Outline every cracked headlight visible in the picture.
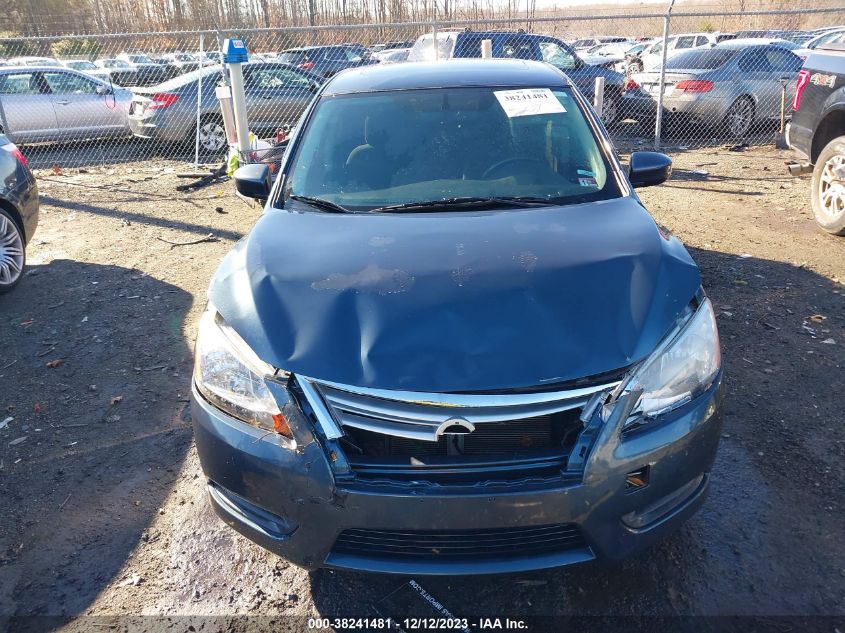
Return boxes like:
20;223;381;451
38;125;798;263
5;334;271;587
194;306;292;437
614;298;721;426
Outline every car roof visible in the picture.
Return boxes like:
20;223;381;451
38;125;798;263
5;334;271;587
717;38;796;48
323;59;569;95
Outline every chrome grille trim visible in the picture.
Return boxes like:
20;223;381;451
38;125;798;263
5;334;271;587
297;376;618;442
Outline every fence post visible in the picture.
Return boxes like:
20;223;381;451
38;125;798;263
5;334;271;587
432;18;438;60
194;32;204;168
654;0;676;150
481;39;492;59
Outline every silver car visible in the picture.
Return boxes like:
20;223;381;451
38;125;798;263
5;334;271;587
623;43;803;137
0;66;132;144
128;62;322;154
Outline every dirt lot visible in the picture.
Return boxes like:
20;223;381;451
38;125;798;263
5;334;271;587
1;146;844;629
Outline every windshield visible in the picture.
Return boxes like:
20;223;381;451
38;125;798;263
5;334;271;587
667;49;737;69
68;61;96;70
283;87;620;213
128;55;153;63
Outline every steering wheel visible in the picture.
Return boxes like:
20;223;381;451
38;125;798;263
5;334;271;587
482;157;546;180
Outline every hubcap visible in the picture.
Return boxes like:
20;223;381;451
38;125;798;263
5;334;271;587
726;99;753;136
818;154;845;222
0;214;24;287
199;121;226;152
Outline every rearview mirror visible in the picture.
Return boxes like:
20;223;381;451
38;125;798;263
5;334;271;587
234;164;271;202
628;151;672;188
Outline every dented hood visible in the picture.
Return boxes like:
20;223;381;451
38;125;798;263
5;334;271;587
209;197;700;392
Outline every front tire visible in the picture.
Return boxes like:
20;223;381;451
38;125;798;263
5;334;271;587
601;91;620;126
0;208;25;293
811;135;845;235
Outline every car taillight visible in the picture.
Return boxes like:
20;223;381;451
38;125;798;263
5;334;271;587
298;61;315;70
10;146;27;168
624;77;640;91
676;80;714;93
793;69;810;111
148;93;180;109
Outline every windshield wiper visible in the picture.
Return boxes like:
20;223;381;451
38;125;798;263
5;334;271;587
370;196;556;213
288;194;351;214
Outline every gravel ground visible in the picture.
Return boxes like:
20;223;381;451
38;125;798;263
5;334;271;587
1;146;844;630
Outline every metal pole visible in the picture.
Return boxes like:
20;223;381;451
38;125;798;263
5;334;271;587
432;14;438;60
594;76;605;119
481;39;492;59
229;62;250;156
194;33;203;167
655;0;676;150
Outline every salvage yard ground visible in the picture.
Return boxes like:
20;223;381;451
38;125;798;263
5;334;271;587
1;146;844;623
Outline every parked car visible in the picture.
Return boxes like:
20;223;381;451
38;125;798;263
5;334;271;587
408;30;627;124
579;41;635;68
786;41;845;234
117;53;178;84
278;45;377;78
570;36;628;51
0;67;132;144
94;58;139;86
8;56;63;68
128;62;323;153
158;52;200;71
795;27;845;58
637;32;735;72
370;40;414;53
624;43;804;137
61;59;113;82
195;58;724;574
372;47;410;64
0;134;38;293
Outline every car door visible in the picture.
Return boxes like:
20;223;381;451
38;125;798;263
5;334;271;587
243;64;316;131
0;71;58;143
763;47;803;117
42;70;123;139
735;49;776;118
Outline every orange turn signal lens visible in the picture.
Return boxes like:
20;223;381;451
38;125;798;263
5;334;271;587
272;412;293;438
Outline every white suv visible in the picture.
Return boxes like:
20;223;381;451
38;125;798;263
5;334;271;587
638;32;735;71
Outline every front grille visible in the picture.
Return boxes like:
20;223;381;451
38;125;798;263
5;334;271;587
297;376;618;484
332;524;588;560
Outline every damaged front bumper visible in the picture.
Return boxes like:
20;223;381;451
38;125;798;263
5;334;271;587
191;372;723;575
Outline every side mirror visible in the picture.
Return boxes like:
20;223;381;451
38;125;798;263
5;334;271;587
96;85;113;95
628;151;672;188
234;163;271;202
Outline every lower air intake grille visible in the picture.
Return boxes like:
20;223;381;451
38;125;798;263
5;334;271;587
332;524;587;560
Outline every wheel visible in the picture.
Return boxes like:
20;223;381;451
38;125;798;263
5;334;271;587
601;92;619;126
194;116;228;155
723;96;755;138
811;135;845;235
0;208;25;293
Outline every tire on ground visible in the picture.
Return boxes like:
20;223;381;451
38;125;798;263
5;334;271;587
811;135;845;235
0;206;25;294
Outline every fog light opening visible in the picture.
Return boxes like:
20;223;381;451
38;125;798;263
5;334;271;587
625;466;650;491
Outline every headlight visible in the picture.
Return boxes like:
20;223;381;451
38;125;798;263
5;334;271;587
613;298;721;426
194;307;292;437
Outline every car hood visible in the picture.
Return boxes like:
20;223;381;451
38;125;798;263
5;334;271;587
209;196;700;392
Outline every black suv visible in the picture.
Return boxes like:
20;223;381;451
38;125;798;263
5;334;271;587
786;39;845;235
408;30;627;124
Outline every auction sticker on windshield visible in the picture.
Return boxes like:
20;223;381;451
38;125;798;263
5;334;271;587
494;88;566;117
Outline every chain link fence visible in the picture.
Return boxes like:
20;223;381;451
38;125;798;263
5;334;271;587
0;6;842;169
